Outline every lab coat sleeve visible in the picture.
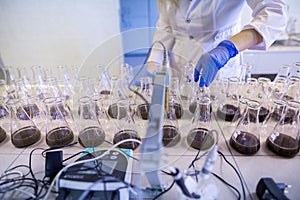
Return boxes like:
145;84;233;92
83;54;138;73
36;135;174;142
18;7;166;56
243;0;287;50
148;3;176;64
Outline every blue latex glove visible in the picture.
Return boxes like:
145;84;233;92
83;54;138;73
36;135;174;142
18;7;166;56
194;40;238;87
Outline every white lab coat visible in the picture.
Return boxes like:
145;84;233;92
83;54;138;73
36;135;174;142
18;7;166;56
148;0;287;79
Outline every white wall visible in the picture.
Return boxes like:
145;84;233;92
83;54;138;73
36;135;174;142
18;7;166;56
0;0;123;77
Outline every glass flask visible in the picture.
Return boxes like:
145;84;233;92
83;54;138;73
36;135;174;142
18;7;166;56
270;76;288;100
135;76;152;121
77;96;106;148
180;62;195;103
266;100;300;158
7;98;41;148
289;62;300;79
169;77;184;119
162;101;181;147
229;99;261;155
216;77;241;122
249;77;271;123
239;63;252;83
113;99;141;150
44;97;74;147
108;76;126;119
274;65;290;82
92;96;110;131
187;97;215;151
31;65;46;100
262;99;287;129
43;76;63;99
283;77;300;101
189;86;210;114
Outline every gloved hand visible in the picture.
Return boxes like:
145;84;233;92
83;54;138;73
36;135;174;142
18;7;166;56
194;40;238;87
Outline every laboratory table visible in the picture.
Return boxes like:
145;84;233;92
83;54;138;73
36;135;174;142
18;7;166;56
0;93;299;200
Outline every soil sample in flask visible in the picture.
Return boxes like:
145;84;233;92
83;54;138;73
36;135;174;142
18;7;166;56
7;98;41;148
136;76;152;120
108;76;126;119
44;97;74;147
187;97;215;150
162;101;181;147
113;100;141;150
229;99;261;155
266;100;300;158
77;96;106;148
217;77;241;122
0;126;6;143
169;77;184;119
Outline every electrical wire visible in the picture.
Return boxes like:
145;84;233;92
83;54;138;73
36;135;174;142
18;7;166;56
152;180;176;200
212;172;241;200
127;40;167;108
218;150;246;200
43;138;142;200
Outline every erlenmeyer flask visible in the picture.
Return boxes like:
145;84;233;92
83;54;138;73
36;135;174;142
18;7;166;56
187;97;215;150
217;77;241;122
283;77;300;101
113;99;141;150
180;62;195;103
31;65;46;99
274;65;290;82
189;86;210;114
262;99;287;129
271;76;288;100
266;100;300;157
136;76;152;121
108;76;126;119
92;96;110;131
77;96;105;148
229;99;261;155
239;64;252;83
248;77;271;123
289;62;300;79
162;101;181;147
7;98;41;148
44;97;74;147
169;77;184;119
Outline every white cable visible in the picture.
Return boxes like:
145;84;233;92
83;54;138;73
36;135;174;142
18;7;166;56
0;170;23;190
15;188;37;199
43;138;142;200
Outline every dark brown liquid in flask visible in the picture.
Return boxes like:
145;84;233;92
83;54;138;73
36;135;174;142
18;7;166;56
217;104;240;121
249;106;269;123
266;133;299;158
137;103;149;120
78;126;105;148
187;128;214;151
113;129;141;150
108;103;127;119
46;126;74;147
12;126;41;148
230;131;260;155
0;126;6;143
162;125;181;147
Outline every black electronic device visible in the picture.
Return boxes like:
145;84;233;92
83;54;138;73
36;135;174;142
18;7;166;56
57;148;133;200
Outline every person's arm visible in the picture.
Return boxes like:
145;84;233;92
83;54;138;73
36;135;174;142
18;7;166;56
194;0;287;87
228;29;263;52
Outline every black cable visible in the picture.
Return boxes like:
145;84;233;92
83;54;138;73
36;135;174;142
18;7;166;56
153;180;176;200
212;172;241;200
218;151;246;200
